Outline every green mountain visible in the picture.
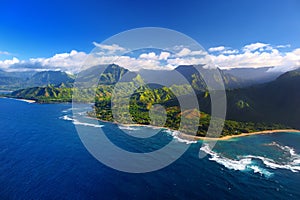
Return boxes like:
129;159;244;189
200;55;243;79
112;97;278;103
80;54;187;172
195;68;300;129
0;70;25;90
76;64;137;85
6;64;298;136
0;70;74;90
139;65;245;91
223;67;283;85
10;86;73;103
0;76;23;90
27;71;74;87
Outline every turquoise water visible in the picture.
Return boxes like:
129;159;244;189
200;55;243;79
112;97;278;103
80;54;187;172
0;98;300;199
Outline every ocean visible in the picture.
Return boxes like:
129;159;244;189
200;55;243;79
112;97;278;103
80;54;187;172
0;98;299;199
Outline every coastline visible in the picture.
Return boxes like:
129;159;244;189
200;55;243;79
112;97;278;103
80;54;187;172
14;98;36;103
86;116;300;141
4;97;299;140
1;97;36;103
179;129;300;141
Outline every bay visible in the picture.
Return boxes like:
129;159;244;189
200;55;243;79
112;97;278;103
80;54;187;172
0;98;299;199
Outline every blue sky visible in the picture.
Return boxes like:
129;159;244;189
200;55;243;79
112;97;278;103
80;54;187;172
0;0;300;73
1;0;299;59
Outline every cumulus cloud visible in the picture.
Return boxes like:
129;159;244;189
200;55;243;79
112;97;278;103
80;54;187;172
0;50;88;73
139;52;158;60
176;48;191;57
93;42;126;51
208;46;225;52
0;51;11;55
159;52;171;60
1;42;300;74
0;57;20;70
242;42;270;52
211;47;300;72
222;49;239;54
208;46;238;55
276;44;291;49
176;48;206;57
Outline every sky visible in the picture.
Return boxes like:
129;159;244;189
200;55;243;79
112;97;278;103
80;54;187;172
0;0;300;73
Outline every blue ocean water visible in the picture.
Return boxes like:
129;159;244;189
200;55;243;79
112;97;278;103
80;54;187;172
0;98;300;199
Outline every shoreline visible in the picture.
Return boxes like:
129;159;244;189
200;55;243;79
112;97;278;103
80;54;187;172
1;97;36;103
3;97;299;140
179;129;300;141
86;116;300;141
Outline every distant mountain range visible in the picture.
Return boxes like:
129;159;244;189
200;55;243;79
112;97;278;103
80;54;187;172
139;65;246;90
0;70;74;90
4;64;300;130
195;68;300;129
0;64;286;90
223;67;282;85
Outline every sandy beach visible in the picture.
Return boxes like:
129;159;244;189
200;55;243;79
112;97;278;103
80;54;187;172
179;129;300;141
86;116;300;141
1;97;36;103
15;98;36;103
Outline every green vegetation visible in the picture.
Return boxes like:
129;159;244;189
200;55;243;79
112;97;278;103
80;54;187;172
0;70;74;90
9;85;73;103
89;84;289;137
5;63;296;138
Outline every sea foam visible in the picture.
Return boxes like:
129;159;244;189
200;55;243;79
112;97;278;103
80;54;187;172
201;142;300;176
200;144;273;177
163;129;197;144
118;125;141;131
60;115;104;128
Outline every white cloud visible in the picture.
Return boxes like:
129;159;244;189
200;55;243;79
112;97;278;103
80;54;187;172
1;42;300;74
208;46;238;54
243;42;270;52
139;52;158;60
0;50;88;73
208;46;225;52
221;49;239;54
0;57;20;69
30;50;88;72
176;48;191;57
159;52;171;60
211;46;300;72
276;44;291;48
92;42;127;55
0;51;11;55
175;48;206;57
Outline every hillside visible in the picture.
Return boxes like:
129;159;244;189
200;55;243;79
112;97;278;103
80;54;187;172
6;64;298;134
10;85;73;103
0;70;74;90
139;65;245;90
223;67;283;85
27;71;74;87
194;68;300;129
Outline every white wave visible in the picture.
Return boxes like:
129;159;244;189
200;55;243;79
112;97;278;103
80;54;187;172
267;141;297;156
8;98;35;103
248;165;273;177
62;107;88;113
77;111;87;116
73;120;104;128
60;115;104;128
62;108;73;113
61;115;73;121
263;142;300;172
200;144;252;171
118;125;140;131
200;144;273;177
245;155;300;173
164;129;197;144
201;142;300;176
